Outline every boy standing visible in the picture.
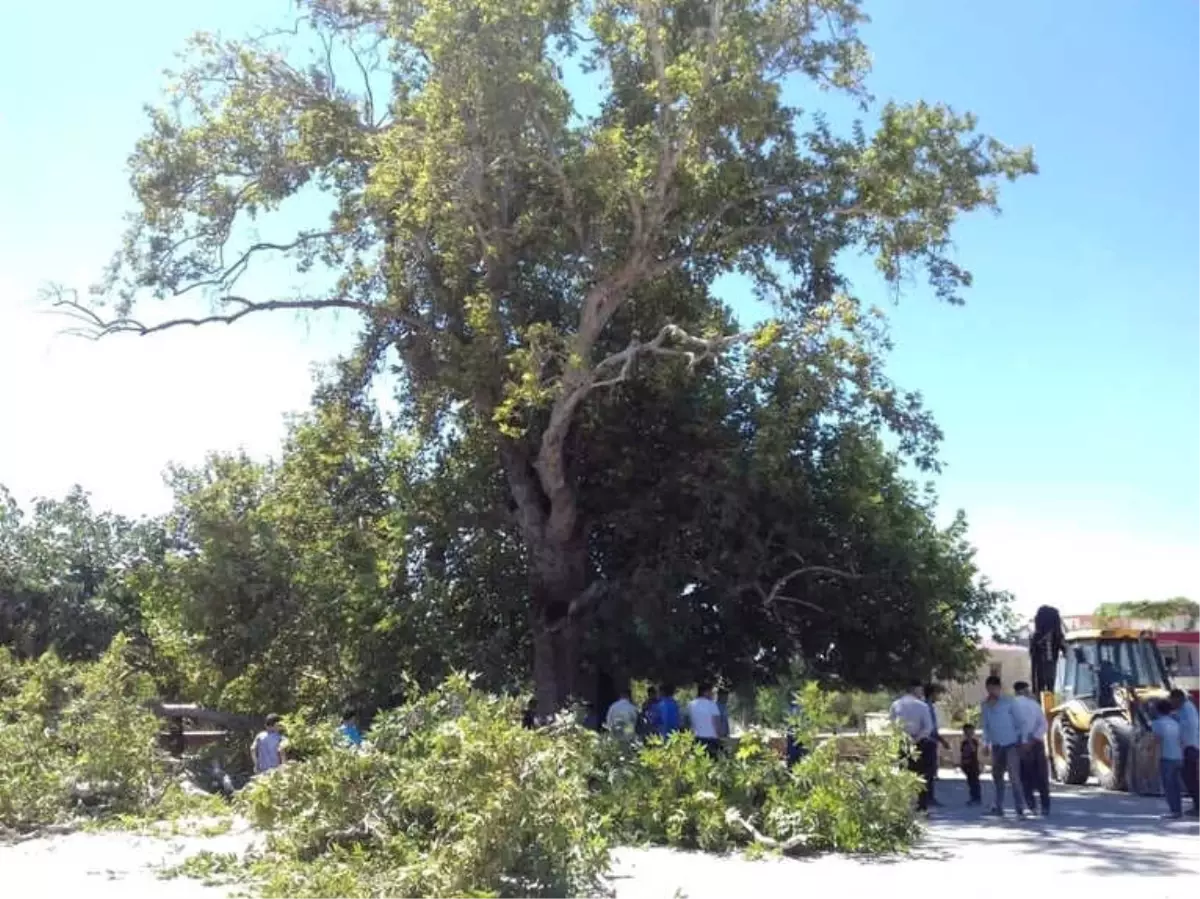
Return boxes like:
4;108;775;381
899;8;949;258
960;723;982;805
251;713;287;774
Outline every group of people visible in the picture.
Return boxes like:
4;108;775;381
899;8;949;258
890;676;1058;818
1148;689;1199;819
249;709;364;775
890;676;1200;820
602;682;732;754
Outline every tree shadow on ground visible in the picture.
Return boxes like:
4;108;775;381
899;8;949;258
887;773;1200;877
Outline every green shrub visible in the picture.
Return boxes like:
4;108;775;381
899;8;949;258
235;675;609;898
764;735;922;853
594;724;921;856
0;637;168;832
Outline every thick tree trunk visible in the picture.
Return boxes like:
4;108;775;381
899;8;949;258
529;534;589;717
498;440;592;718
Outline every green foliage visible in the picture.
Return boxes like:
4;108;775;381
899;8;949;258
748;677;890;732
0;637;167;832
1095;597;1198;628
0;486;163;661
593;725;920;855
233;676;609;898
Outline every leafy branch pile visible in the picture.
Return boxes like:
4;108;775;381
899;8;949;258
592;681;918;854
0;648;921;895
234;676;609;898
193;677;919;898
0;637;167;833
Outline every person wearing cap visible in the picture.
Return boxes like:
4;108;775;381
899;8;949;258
1013;681;1050;815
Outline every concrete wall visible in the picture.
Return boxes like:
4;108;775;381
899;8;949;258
943;644;1031;714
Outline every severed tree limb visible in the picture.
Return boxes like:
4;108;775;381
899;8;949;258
726;809;811;854
591;323;753;389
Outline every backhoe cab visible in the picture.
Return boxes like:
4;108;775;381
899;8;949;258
1030;606;1172;793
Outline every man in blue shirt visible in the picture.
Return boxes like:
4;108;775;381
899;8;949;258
654;685;682;737
1169;689;1199;816
980;676;1026;818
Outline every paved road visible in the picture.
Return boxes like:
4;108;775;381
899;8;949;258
4;774;1197;897
612;773;1200;899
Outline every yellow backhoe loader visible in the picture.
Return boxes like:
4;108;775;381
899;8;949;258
1030;606;1172;794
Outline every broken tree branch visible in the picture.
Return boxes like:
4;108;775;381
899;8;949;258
591;322;753;389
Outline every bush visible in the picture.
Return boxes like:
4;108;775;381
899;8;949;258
0;637;168;832
235;675;609;898
594;725;920;856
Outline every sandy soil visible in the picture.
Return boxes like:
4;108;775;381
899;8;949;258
4;774;1197;898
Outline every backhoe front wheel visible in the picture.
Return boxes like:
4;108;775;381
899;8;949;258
1051;714;1090;785
1088;716;1132;791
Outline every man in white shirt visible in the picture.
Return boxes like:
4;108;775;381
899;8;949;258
1169;689;1199;816
604;688;640;741
890;681;934;812
687;681;724;757
1013;681;1050;814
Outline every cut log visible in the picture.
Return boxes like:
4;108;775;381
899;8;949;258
148;702;256;731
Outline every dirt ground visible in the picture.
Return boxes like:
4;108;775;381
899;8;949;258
4;774;1197;898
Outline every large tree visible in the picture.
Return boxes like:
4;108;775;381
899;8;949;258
56;0;1034;712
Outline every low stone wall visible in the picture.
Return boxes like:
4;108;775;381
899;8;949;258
748;730;991;768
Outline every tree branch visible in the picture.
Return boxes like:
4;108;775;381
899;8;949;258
591;323;753;389
45;286;375;339
182;231;340;299
747;562;863;613
726;809;810;854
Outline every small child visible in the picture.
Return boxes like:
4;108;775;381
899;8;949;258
251;713;287;775
961;723;982;805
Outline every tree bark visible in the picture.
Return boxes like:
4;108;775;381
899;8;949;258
498;439;591;718
529;532;589;717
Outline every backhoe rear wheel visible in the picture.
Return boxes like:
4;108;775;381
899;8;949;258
1051;714;1090;785
1088;716;1132;791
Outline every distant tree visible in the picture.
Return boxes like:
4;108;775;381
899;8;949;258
0;485;163;660
1095;598;1198;629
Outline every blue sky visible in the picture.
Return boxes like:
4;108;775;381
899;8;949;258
0;0;1196;617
